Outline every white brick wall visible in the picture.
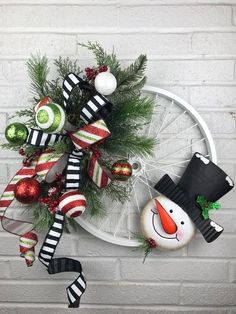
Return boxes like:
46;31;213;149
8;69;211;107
0;0;236;313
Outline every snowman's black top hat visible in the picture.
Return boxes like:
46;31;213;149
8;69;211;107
154;152;234;243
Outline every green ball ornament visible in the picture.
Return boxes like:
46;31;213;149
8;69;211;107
35;103;66;133
111;160;132;181
5;123;28;145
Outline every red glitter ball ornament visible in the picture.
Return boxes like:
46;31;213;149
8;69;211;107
14;178;41;204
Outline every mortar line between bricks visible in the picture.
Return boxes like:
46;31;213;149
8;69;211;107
1;0;236;5
2;81;236;87
0;256;234;262
0;0;236;4
0;302;235;310
1;27;236;34
2;55;236;61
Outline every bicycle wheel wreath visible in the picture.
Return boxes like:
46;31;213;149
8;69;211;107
0;42;234;307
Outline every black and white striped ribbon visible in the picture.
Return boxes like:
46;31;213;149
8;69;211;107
39;212;86;308
27;128;66;147
65;150;84;191
63;72;112;125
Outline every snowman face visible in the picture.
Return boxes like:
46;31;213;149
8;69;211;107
140;195;196;251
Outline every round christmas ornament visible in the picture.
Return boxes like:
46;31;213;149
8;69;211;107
5;123;28;145
58;190;87;218
14;178;41;204
35;103;66;133
111;160;132;181
140;195;196;251
94;71;117;95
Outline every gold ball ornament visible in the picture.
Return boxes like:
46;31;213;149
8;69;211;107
5;123;28;145
111;160;132;181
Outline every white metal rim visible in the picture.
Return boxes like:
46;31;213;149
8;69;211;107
76;86;217;247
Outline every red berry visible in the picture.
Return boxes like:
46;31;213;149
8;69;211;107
147;238;157;249
19;148;25;156
99;65;108;73
23;160;30;167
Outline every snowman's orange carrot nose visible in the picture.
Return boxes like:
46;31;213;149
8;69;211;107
155;199;177;234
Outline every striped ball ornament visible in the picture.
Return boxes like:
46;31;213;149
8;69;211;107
111;160;132;181
58;190;87;218
35;103;66;133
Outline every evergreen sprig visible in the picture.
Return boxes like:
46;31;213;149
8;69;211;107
27;54;49;99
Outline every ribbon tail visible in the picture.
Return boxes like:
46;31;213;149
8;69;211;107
38;212;86;308
65;150;84;191
0;163;36;236
88;152;111;188
19;231;38;267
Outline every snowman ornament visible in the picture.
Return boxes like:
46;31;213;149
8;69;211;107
140;195;196;251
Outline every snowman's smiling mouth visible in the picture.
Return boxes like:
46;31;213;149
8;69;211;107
151;210;179;241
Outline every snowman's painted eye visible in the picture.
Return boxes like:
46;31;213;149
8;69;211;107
170;209;173;213
181;221;184;225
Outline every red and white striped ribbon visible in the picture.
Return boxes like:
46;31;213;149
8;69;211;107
87;151;111;188
70;119;110;151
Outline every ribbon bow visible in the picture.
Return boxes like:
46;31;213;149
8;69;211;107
196;195;221;220
27;73;113;189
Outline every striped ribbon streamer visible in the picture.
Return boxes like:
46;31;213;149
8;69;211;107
65;150;84;191
0;162;37;235
19;231;38;267
27;128;66;147
87;150;111;188
63;72;112;124
39;212;86;308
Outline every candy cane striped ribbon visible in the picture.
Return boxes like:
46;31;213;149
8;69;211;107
70;119;110;151
65;150;84;190
39;212;86;308
87;151;111;188
19;231;38;267
63;72;112;124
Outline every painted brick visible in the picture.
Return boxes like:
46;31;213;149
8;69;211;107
147;60;234;83
192;33;236;55
189;86;236;108
120;258;228;282
0;34;76;57
182;284;236;305
215;139;236;160
0;282;180;304
188;235;236;257
5;5;117;28
119;6;232;27
78;33;191;57
0;307;228;314
201;112;236;134
0;258;117;281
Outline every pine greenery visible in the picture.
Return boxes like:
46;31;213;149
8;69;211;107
1;42;157;232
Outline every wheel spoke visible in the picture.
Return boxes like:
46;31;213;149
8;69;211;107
154;100;173;138
157;110;187;137
156;138;205;162
158;123;198;148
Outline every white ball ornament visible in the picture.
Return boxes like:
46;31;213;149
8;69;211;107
35;103;66;133
58;190;87;218
94;71;117;95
